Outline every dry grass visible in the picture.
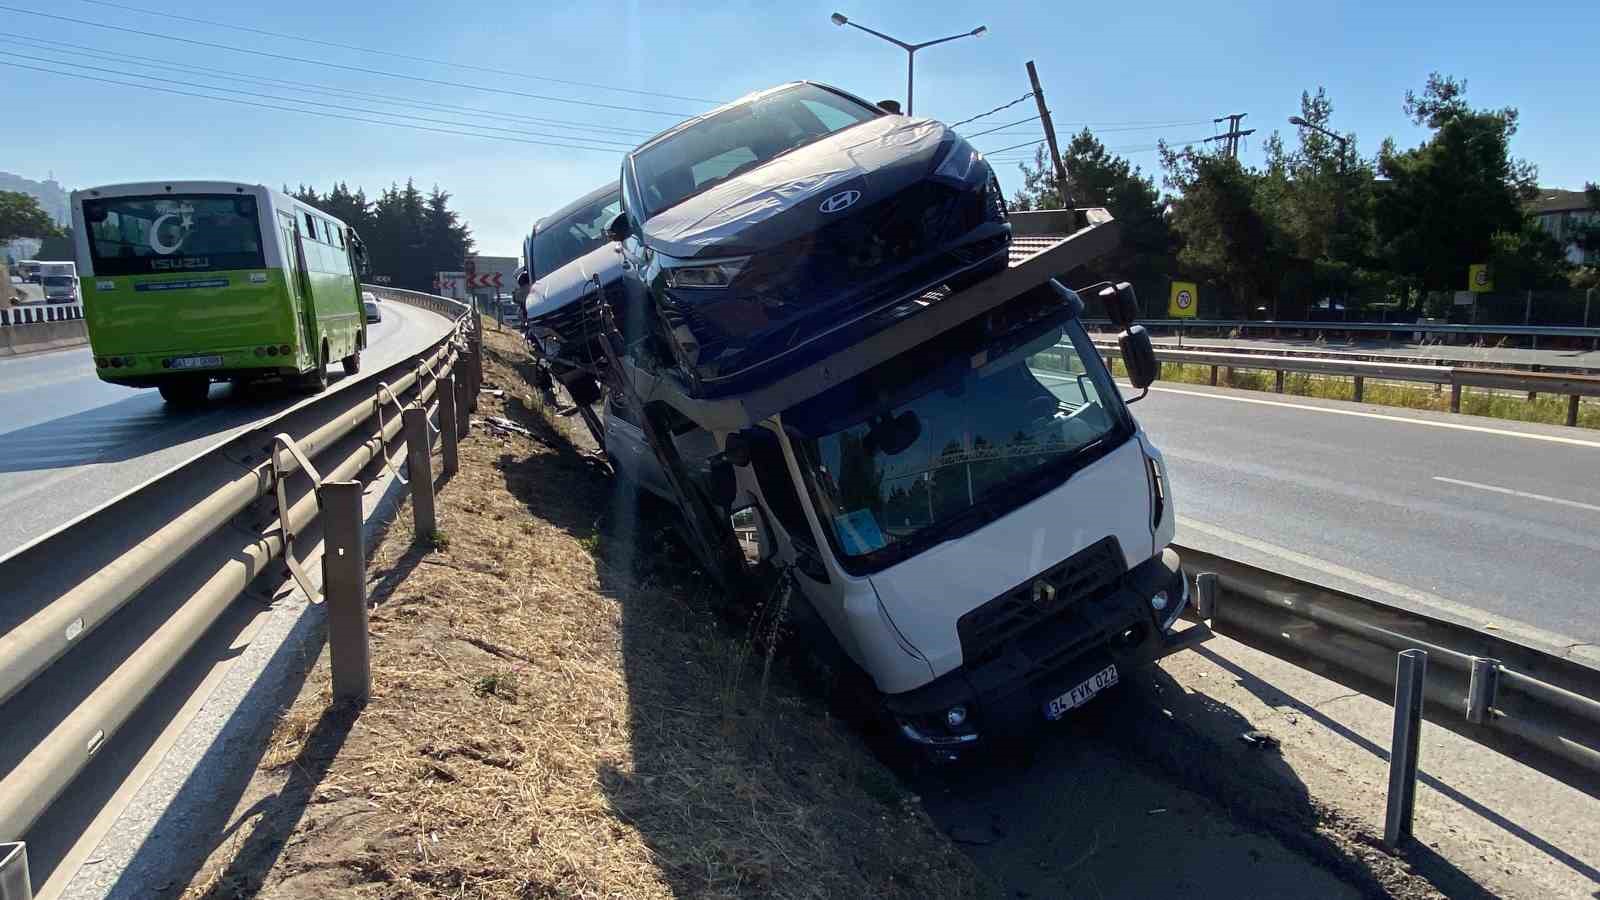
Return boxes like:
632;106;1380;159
184;321;983;900
1114;359;1600;429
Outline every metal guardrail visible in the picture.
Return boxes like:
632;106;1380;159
1084;316;1600;344
0;286;480;899
1095;342;1600;426
1179;544;1600;812
0;304;83;326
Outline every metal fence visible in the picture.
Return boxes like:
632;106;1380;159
0;287;480;898
1179;545;1600;839
1085;317;1600;349
0;304;83;327
1094;342;1600;426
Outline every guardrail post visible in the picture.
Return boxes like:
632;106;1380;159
1209;365;1218;386
1384;648;1427;848
0;842;30;900
1193;572;1218;620
1274;369;1285;393
456;369;472;438
403;407;437;540
1449;383;1462;413
1352;375;1364;402
439;375;460;477
1465;656;1499;725
321;481;370;704
1567;395;1581;428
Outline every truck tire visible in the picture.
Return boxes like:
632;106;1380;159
158;378;210;407
341;347;361;376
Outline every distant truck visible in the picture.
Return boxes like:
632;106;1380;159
39;261;78;303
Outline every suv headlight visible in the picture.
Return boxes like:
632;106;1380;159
660;255;749;290
933;136;984;186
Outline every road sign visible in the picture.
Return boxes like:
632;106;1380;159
1168;281;1199;318
372;274;393;285
1468;264;1493;293
466;272;503;290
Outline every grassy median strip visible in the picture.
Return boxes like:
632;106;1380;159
1112;358;1600;429
185;322;983;899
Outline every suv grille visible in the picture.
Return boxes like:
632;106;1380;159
956;537;1125;667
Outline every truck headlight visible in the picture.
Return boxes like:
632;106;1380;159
661;255;748;290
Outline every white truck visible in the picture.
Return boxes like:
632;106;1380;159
533;83;1209;759
39;261;78;303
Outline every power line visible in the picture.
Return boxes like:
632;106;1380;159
0;5;695;118
962;115;1040;139
67;0;719;105
8;50;641;147
946;93;1035;129
977;120;1211;137
1;59;626;154
985;137;1048;156
17;34;657;139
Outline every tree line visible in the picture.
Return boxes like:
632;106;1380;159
1010;73;1598;322
288;181;474;293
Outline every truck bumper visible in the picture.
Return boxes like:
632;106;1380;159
883;548;1211;760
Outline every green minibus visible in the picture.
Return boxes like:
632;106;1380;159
71;180;368;404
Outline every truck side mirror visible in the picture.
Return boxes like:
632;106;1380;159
606;212;631;243
877;99;903;114
1119;325;1160;390
1099;282;1139;329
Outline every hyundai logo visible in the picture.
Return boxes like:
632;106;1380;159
819;189;861;214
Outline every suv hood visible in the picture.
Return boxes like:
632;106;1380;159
642;116;952;258
525;242;625;321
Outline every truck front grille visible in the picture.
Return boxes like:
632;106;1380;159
956;537;1125;668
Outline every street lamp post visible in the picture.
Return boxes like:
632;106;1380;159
1290;115;1353;318
830;12;986;116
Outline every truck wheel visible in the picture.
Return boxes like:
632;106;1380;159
158;378;210;406
341;348;361;376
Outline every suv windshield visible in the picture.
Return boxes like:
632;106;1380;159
632;83;880;219
788;318;1130;573
83;194;265;277
531;191;621;279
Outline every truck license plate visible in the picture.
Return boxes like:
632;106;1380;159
170;355;223;370
1044;664;1118;720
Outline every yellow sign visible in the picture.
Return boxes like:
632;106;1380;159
1468;264;1493;293
1168;281;1199;318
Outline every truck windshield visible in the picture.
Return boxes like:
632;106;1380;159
43;276;74;288
531;192;621;280
788;318;1131;573
83;194;265;277
631;83;880;219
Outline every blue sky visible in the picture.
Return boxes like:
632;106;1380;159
6;0;1597;256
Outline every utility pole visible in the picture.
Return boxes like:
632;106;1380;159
1026;60;1072;208
1207;113;1255;160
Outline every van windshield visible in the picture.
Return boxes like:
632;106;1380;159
83;194;265;277
631;84;880;219
788;317;1130;573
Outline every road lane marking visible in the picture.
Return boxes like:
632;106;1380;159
1134;384;1600;449
1433;476;1600;514
1176;516;1597;660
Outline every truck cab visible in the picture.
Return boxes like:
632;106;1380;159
39;261;78;303
606;276;1204;758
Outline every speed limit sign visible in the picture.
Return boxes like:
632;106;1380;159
1169;281;1199;318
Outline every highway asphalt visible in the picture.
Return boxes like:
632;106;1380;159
1130;380;1600;646
0;301;451;556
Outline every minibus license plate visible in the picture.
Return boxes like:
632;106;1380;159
1044;664;1118;720
171;356;223;370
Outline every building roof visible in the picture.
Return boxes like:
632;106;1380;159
1526;188;1593;216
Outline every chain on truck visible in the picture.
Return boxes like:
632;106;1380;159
521;82;1212;760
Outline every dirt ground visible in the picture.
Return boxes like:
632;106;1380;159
176;321;1460;900
178;324;983;899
